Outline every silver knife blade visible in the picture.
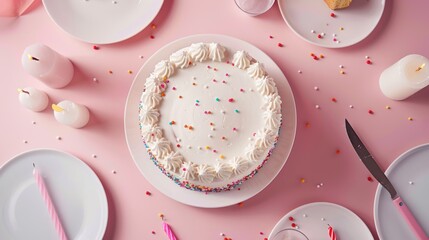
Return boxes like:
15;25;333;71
345;119;398;199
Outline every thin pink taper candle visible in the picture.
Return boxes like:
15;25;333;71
161;215;177;240
328;225;337;240
33;164;68;240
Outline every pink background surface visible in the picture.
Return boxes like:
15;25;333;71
1;0;429;239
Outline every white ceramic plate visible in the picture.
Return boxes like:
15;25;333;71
0;149;108;240
124;34;297;208
278;0;385;48
374;143;429;240
43;0;164;44
269;202;374;240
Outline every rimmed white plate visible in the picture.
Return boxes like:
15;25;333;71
43;0;164;44
124;34;297;208
269;202;374;240
0;149;108;240
374;143;429;239
278;0;385;48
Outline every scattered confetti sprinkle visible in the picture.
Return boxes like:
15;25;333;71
366;60;372;65
339;65;344;68
220;155;225;159
238;202;244;207
314;86;319;91
56;136;62;140
298;70;302;74
317;184;321;188
92;154;97;158
151;231;155;234
269;35;274;39
289;216;294;221
336;149;341;154
92;45;99;50
385;105;391;109
277;43;284;47
408;117;413;121
112;170;117;174
145;191;151;196
331;97;337;102
305;122;311;128
315;105;320;109
108;70;113;74
291;223;297;228
330;12;336;17
205;146;211;150
220;233;225;236
23;140;28;144
151;23;156;29
340;27;344;30
409;181;414;185
367;176;374;182
32;121;36;125
317;34;322;39
311;30;315;33
92;77;98;82
139;55;144;59
321;218;326;221
303;214;307;218
150;35;155;39
260;231;264;235
233;127;237;131
365;56;370;59
228;98;235;102
234;109;240;113
340;70;345;74
368;109;374;115
349;105;354;109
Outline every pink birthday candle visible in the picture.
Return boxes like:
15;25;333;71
162;216;177;240
33;164;68;240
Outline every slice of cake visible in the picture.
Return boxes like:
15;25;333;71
139;42;282;192
324;0;352;10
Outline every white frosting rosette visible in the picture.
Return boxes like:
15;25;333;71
154;60;175;79
196;164;216;183
247;62;266;78
189;43;209;62
139;106;160;125
232;50;251;69
208;43;226;62
141;124;163;142
170;50;192;69
159;151;184;173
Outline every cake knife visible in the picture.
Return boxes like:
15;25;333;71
345;119;428;240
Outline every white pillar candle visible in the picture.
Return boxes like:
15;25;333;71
379;54;429;100
22;44;74;89
17;87;49;112
52;100;90;128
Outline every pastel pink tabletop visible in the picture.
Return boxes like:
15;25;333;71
1;0;429;239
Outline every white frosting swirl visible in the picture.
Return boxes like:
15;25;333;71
213;161;233;180
262;93;282;113
154;60;175;79
255;75;277;96
139;106;160;125
196;164;216;183
141;91;162;109
145;74;166;93
189;43;209;62
141;124;163;142
263;110;282;130
159;151;183;173
254;129;276;149
245;145;265;162
208;43;226;62
247;62;266;79
229;157;249;175
232;50;251;69
180;161;196;180
170;50;192;69
148;137;171;158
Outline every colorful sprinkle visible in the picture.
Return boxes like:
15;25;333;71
108;70;113;74
385;105;391;109
172;87;176;90
340;27;344;30
92;45;99;50
340;70;345;74
277;43;284;47
188;126;194;130
234;109;240;113
300;178;306;183
233;127;237;131
291;223;297;228
222;80;227;84
408;117;413;121
289;216;294;221
228;98;235;102
315;105;320;109
192;82;197;86
128;70;133;74
205;146;211;150
349;105;354;109
305;122;311;128
260;232;264;235
176;144;181;148
212;79;217;83
367;176;374;182
145;191;151;196
222;136;227;140
150;35;155;39
240;88;244;92
368;109;374;114
269;35;274;39
169;121;176;125
220;155;225;159
331;97;337;102
330;12;336;17
314;86;319;91
336;149;341;154
366;59;372;65
179;95;183;99
225;73;230;77
317;34;322;39
161;92;166;97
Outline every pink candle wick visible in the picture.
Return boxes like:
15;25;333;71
33;163;68;240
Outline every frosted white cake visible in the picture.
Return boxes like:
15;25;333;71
139;42;282;192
